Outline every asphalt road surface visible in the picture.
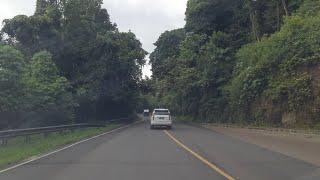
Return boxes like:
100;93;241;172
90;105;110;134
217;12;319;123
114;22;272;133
1;122;320;180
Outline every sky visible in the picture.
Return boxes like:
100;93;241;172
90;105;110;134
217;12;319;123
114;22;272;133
0;0;188;77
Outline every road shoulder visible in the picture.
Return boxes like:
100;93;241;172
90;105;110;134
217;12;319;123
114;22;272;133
203;124;320;167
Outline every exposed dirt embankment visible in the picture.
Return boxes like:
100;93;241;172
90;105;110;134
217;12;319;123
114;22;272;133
203;125;320;167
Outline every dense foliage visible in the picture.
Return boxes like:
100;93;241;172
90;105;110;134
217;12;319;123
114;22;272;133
0;0;146;129
150;0;320;128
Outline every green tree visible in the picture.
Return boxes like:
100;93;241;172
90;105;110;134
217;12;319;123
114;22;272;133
23;51;74;126
229;0;320;125
150;29;185;79
74;31;146;121
150;0;315;127
185;0;240;35
1;0;146;127
0;45;26;129
0;45;26;111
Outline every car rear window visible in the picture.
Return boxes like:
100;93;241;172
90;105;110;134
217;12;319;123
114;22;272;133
154;110;170;115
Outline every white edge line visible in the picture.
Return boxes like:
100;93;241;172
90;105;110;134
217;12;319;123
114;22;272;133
0;121;141;174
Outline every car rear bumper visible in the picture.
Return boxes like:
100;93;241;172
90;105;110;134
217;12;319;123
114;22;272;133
151;121;172;126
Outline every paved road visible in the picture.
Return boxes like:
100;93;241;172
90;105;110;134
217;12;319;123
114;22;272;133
1;122;320;180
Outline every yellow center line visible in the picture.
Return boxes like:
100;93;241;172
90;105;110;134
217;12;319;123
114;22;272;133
164;130;236;180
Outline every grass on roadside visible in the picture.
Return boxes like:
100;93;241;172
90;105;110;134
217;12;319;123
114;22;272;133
0;123;122;169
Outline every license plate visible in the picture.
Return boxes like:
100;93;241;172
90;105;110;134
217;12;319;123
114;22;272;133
158;117;165;120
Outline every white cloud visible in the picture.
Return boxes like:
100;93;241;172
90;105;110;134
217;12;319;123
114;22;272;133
0;0;36;24
0;0;188;77
103;0;188;77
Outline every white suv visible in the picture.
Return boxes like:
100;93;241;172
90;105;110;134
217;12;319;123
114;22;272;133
150;109;172;129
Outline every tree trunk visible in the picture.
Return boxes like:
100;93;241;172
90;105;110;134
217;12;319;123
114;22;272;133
250;11;260;42
281;0;289;16
277;2;280;31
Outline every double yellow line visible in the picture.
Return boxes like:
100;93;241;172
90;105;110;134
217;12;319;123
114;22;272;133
164;130;235;180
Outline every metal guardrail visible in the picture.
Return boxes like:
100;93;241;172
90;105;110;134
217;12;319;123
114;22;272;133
203;123;320;136
108;118;131;123
0;117;131;145
0;124;105;145
0;124;104;138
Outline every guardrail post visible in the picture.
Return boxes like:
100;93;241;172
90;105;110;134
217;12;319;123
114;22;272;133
25;135;31;143
59;130;64;135
0;138;7;146
43;132;49;138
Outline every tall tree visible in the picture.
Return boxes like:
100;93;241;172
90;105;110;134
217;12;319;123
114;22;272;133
185;0;240;35
150;29;185;79
0;45;26;129
150;0;315;127
1;0;146;128
35;0;47;15
23;51;74;126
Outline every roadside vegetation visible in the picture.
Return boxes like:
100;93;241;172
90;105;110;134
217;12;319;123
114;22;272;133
0;123;122;169
147;0;320;128
0;0;146;130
